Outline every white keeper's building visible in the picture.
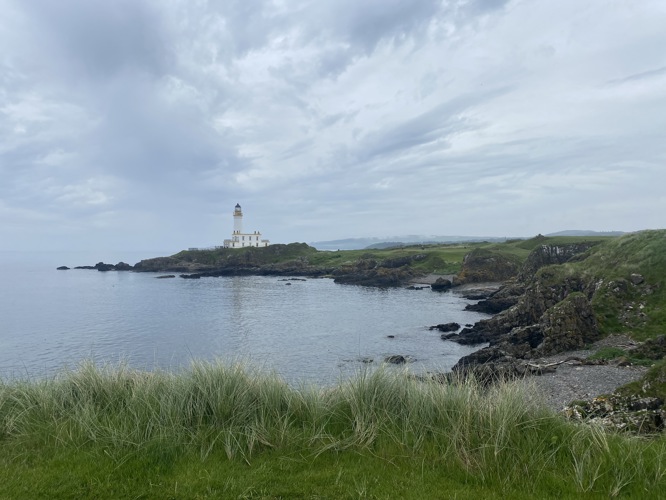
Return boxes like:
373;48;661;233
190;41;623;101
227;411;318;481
223;204;270;249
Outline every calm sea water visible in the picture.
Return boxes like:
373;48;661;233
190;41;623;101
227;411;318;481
0;251;488;385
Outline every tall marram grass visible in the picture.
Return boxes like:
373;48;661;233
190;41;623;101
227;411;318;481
2;360;665;496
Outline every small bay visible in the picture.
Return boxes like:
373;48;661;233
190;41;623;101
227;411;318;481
0;251;488;385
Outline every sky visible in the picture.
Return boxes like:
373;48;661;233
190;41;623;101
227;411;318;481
1;0;665;252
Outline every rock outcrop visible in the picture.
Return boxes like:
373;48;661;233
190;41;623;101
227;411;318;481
332;255;426;287
429;322;460;333
452;248;520;285
73;262;134;272
464;282;524;314
449;242;610;378
431;277;453;292
517;241;600;281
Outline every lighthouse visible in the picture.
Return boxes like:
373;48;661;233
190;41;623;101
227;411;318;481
233;203;243;234
223;204;270;248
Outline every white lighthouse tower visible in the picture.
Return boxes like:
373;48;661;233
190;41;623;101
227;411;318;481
233;203;243;234
223;203;270;248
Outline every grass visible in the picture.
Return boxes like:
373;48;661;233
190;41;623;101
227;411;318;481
167;240;536;278
616;360;666;401
588;347;656;367
1;361;665;498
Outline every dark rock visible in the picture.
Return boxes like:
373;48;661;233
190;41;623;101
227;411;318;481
465;296;518;314
384;355;416;364
285;282;292;285
431;278;453;292
630;273;645;285
530;292;600;356
451;345;560;385
155;275;176;279
180;274;201;279
385;355;406;364
56;266;70;270
429;322;460;333
465;282;525;314
94;262;115;272
462;291;493;300
333;265;415;287
74;266;95;270
387;335;395;338
114;262;133;271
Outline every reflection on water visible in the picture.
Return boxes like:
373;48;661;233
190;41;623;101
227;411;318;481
0;254;489;385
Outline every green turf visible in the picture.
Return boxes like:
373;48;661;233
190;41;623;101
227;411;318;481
1;362;665;498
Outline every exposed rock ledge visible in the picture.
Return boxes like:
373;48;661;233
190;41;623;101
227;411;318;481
70;262;133;272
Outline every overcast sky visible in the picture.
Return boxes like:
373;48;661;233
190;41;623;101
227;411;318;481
1;0;664;252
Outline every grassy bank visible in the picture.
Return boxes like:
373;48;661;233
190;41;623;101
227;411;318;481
163;234;620;277
2;361;665;498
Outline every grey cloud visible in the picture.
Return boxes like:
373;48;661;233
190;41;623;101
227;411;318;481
208;0;286;57
468;0;511;13
20;0;172;81
312;0;441;52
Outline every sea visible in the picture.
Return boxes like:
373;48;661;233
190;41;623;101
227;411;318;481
0;250;489;385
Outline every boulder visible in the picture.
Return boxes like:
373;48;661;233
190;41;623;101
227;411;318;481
451;347;557;385
431;277;453;292
56;266;70;270
630;273;645;285
384;355;416;364
429;322;460;333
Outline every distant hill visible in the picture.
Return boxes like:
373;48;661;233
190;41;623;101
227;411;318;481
545;230;626;237
310;235;519;251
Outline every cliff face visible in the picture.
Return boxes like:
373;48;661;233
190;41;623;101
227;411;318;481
517;242;599;280
452;248;520;285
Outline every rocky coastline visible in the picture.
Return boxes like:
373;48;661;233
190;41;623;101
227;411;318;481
434;236;666;434
59;233;666;433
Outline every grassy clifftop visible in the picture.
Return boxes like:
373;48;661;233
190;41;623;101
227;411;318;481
542;230;666;340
